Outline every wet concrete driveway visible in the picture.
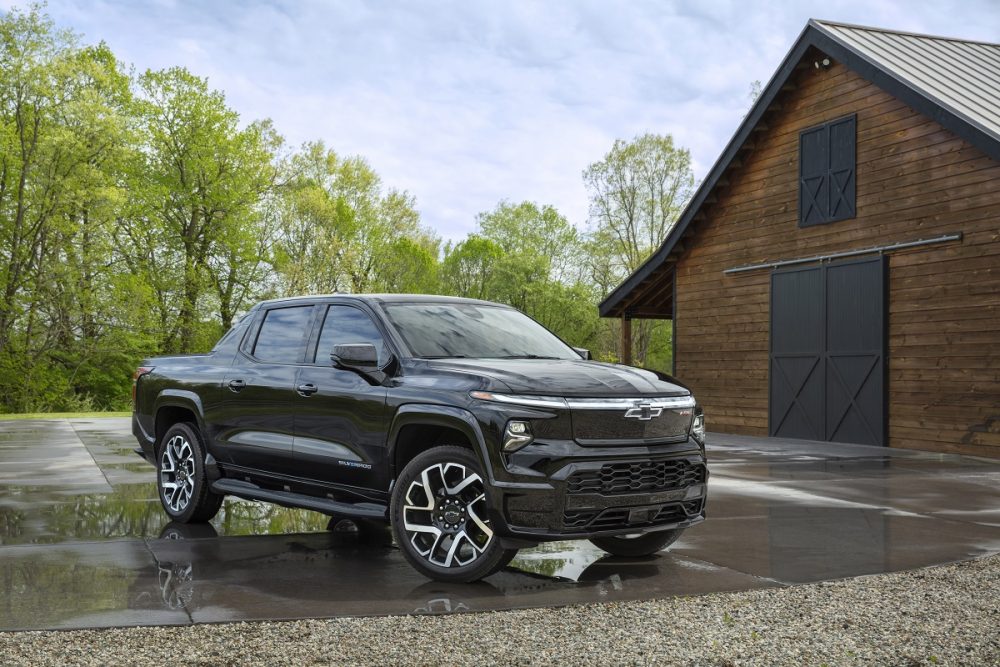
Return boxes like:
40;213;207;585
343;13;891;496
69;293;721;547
1;419;999;630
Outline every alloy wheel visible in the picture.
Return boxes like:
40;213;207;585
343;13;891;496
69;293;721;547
160;434;196;513
402;462;494;568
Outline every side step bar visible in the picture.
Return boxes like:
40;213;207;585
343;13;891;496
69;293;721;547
210;478;387;520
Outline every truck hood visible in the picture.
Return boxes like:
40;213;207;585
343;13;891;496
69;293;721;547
419;358;690;397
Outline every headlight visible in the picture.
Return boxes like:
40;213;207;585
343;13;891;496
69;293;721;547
691;409;706;444
503;420;533;452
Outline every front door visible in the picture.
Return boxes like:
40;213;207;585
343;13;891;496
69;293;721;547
769;257;886;446
293;304;390;497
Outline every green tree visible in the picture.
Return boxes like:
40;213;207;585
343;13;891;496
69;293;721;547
274;141;437;296
440;235;504;300
132;67;281;350
37;41;147;410
0;5;75;355
583;133;695;368
0;6;143;410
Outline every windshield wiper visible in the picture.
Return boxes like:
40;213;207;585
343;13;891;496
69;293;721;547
416;355;468;359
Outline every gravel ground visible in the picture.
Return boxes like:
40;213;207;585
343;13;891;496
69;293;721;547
2;554;998;667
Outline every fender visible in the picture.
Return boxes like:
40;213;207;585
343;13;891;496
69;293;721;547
153;389;207;441
387;404;495;484
151;389;221;479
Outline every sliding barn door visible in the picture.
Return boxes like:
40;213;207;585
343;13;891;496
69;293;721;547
769;257;885;446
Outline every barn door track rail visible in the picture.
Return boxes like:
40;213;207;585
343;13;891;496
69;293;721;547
723;233;963;275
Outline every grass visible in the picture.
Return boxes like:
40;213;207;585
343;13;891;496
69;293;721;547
0;411;130;420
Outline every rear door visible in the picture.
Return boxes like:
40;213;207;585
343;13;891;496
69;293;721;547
214;304;316;476
293;303;391;496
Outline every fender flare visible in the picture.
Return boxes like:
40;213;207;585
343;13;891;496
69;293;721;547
387;404;495;484
152;389;207;444
151;390;221;479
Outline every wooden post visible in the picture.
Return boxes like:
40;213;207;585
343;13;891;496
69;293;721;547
621;314;632;366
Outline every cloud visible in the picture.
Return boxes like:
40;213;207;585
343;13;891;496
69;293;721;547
21;0;1000;241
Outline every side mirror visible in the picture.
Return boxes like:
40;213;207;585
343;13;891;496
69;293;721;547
573;347;591;360
332;343;379;369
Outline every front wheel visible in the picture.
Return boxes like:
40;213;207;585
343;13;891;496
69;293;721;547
391;446;516;582
589;528;684;558
156;422;223;523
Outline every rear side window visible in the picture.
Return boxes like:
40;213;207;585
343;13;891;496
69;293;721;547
252;306;313;363
314;305;387;364
212;312;251;354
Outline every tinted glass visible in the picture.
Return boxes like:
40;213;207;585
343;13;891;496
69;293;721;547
252;306;313;363
382;303;578;360
315;305;387;364
212;312;251;353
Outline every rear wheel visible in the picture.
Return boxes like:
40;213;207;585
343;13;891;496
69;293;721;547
589;528;684;558
156;422;223;523
391;446;516;582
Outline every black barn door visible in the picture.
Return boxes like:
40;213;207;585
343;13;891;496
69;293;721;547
769;257;885;446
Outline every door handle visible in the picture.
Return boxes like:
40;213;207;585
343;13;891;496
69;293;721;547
297;383;318;397
227;379;246;393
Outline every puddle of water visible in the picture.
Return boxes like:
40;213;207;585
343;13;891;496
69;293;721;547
512;540;609;580
0;480;335;545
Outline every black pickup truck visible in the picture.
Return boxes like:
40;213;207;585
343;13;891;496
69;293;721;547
132;294;708;582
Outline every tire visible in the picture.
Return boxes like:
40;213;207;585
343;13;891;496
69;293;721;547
589;528;685;558
391;445;516;582
156;422;223;523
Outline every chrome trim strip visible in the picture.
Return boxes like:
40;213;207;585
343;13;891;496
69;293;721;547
565;396;696;410
470;392;696;411
469;392;569;409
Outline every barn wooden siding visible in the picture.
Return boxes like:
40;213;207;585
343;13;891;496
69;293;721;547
674;56;1000;458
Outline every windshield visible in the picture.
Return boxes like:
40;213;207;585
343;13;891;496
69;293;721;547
382;303;580;360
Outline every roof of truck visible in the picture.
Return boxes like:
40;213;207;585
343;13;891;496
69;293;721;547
256;293;511;309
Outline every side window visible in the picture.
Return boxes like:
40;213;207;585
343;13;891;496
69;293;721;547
314;305;387;365
212;312;251;354
799;114;856;227
252;306;314;363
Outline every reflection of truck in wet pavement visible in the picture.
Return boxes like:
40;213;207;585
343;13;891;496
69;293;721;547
141;521;674;618
132;294;708;581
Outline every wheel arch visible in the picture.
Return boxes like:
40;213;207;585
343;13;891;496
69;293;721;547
388;405;493;486
153;390;206;450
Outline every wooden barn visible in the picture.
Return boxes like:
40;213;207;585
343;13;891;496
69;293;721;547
599;20;1000;457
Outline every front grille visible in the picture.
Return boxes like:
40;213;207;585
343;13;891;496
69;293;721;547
562;500;703;531
571;407;691;444
566;459;706;496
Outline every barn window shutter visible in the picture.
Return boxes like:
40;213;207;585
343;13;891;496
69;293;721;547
799;114;856;227
827;116;856;221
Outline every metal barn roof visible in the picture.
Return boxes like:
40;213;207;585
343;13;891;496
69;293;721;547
817;21;1000;147
599;19;1000;318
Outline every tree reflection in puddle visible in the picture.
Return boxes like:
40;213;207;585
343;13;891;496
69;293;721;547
0;483;336;544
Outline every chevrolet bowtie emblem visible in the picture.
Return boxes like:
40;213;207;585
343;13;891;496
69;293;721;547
624;403;662;421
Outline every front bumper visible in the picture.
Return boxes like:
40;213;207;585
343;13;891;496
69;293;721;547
488;439;708;543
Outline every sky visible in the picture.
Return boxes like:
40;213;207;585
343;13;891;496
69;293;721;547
9;0;1000;241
